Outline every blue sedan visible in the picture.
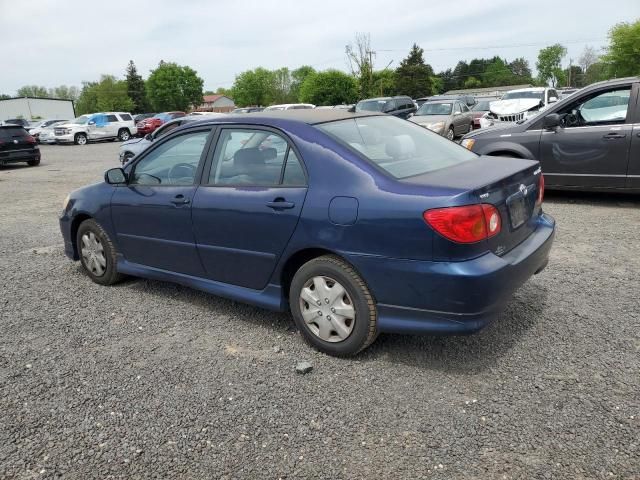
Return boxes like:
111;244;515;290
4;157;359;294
59;110;555;356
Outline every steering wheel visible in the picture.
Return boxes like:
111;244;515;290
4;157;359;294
167;163;196;184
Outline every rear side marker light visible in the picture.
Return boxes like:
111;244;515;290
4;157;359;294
423;204;501;244
536;174;545;206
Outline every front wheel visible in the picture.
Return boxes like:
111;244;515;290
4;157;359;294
290;255;377;356
76;219;123;286
74;133;87;145
446;127;455;141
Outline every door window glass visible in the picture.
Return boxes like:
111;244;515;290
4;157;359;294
120;114;132;121
210;129;291;186
106;114;118;122
282;150;306;185
131;131;209;186
558;87;631;127
453;103;462;114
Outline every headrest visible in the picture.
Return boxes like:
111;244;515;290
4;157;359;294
234;148;265;172
385;134;416;159
261;147;277;160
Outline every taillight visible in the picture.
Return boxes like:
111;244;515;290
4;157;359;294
423;204;501;244
26;135;36;144
536;174;544;206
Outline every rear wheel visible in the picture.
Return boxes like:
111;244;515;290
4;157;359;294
289;255;377;356
76;219;123;286
74;133;87;146
118;129;131;141
446;127;455;141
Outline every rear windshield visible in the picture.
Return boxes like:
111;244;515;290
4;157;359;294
0;126;28;139
317;115;476;179
355;100;387;112
417;102;452;115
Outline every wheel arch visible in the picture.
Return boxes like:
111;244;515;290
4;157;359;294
70;212;93;257
279;247;349;299
477;141;533;159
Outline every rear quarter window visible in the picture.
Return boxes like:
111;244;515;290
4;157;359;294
317;115;477;179
119;114;132;121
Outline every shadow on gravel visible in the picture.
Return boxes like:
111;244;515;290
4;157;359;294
545;189;640;208
360;283;549;373
0;163;32;171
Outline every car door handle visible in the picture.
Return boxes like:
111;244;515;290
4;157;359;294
170;194;190;205
266;198;295;210
603;133;626;139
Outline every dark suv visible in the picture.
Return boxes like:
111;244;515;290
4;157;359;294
354;96;416;119
0;126;40;166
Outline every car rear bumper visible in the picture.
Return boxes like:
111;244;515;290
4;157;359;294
0;149;40;164
345;213;556;335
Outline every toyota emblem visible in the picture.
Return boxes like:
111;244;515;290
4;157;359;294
13;139;18;144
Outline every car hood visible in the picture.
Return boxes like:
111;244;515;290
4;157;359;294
410;115;449;125
490;98;541;115
121;137;145;147
462;121;521;139
53;122;79;129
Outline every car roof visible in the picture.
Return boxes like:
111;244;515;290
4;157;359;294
507;87;546;93
191;109;383;126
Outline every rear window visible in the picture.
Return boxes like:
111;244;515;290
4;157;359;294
120;114;132;121
355;100;387;112
0;126;28;139
317;115;476;179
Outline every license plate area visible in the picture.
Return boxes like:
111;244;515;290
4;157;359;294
506;186;535;229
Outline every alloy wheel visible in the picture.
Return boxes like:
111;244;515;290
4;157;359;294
299;276;355;342
80;232;107;277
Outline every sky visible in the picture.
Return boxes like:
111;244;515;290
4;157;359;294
1;0;638;94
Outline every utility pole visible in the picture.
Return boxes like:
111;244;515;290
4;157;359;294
567;58;573;88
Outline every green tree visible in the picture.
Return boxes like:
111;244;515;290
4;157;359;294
17;85;49;97
463;77;482;89
536;44;567;87
584;62;609;84
372;69;396;96
299;70;358;106
146;62;204;111
230;67;276;106
602;19;640;77
482;58;517;86
0;94;11;100
49;85;80;101
346;33;374;98
394;43;434;97
565;65;585;87
125;60;149;113
75;76;134;114
272;67;293;104
290;66;316;102
509;57;533;83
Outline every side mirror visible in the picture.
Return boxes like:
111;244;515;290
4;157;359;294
105;167;127;185
543;113;561;129
549;96;558;103
88;121;96;126
145;133;153;141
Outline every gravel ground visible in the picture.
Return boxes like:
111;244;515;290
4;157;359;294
1;143;639;479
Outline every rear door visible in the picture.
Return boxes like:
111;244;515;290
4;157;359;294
538;84;633;188
625;83;640;189
192;126;308;290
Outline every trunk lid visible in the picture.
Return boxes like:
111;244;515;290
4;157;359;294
404;155;543;257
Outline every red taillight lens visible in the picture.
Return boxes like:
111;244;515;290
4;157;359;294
25;135;36;144
423;204;501;244
536;174;544;206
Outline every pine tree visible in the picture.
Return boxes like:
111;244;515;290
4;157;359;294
395;44;434;98
125;60;148;114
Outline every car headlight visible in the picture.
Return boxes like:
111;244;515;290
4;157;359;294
65;128;73;134
422;122;445;132
461;138;475;150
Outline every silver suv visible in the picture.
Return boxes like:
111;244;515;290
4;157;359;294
54;112;138;145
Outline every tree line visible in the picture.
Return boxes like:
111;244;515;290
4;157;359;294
2;18;638;111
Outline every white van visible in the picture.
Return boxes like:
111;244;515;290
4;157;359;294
54;112;138;145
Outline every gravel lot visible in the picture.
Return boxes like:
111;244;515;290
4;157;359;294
1;143;639;479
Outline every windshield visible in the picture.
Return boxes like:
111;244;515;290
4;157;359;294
416;102;452;115
355;100;387;112
71;115;90;124
153;113;171;121
502;91;544;101
317;115;476;179
472;101;492;111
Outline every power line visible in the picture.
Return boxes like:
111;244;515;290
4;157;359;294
376;38;606;53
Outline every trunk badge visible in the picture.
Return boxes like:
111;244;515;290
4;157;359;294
519;184;528;195
13;139;18;144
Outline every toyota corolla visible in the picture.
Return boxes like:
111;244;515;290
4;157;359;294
60;110;555;356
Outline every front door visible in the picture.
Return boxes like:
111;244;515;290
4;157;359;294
192;127;308;290
87;114;109;141
111;128;212;276
538;85;633;188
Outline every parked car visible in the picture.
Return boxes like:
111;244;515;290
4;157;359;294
409;99;473;140
263;104;315;111
415;97;431;107
133;113;156;124
60;110;554;356
54;113;137;145
354;96;416;119
28;119;69;141
333;104;354;110
1;118;31;128
428;94;477;108
480;87;559;127
38;120;68;144
470;97;499;129
136;112;185;136
461;77;640;192
119;116;199;164
0;125;40;166
231;107;265;114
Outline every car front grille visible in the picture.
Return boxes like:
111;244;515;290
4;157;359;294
54;128;66;136
497;112;525;122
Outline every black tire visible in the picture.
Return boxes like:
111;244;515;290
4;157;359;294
76;219;123;286
27;158;40;166
446;126;455;141
121;151;135;165
289;255;377;356
118;129;131;141
74;133;87;146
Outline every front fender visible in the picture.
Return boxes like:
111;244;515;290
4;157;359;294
475;140;535;159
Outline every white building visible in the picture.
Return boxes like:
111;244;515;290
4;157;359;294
0;97;75;121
